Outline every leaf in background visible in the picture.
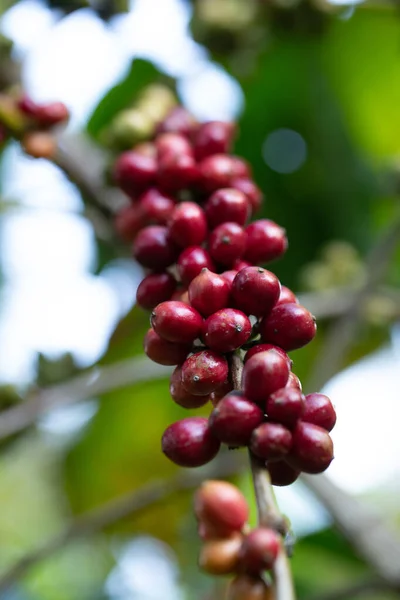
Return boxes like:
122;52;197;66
99;304;149;365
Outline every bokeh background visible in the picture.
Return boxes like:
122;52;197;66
0;0;399;598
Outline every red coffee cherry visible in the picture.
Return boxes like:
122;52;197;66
143;328;190;365
157;107;198;138
169;366;209;409
244;219;288;264
244;344;292;370
156;132;193;160
209;392;264;446
194;121;235;160
242;351;290;404
302;393;336;432
162;417;220;467
267;460;300;487
232;267;281;317
227;575;273;600
139;188;175;225
177;246;215;286
277;285;298;305
230;156;251;179
133;225;179;270
199;533;243;575
199;154;251;192
188;269;231;317
17;93;40;117
35;101;69;127
136;272;177;310
266;387;305;429
288;421;334;474
260;303;317;351
114;150;157;195
181;350;228;395
250;422;293;461
209;379;234;407
168;202;207;247
239;527;280;574
220;269;239;285
286;372;303;391
194;480;249;536
205;188;249;229
114;203;145;242
158;152;198;192
202;308;252;353
233;258;252;271
208;222;247;266
151;300;203;343
232;178;263;213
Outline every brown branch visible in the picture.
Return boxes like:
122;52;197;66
0;452;247;595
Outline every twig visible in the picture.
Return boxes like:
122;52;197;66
0;452;247;595
305;577;395;600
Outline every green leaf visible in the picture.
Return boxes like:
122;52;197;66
99;304;150;365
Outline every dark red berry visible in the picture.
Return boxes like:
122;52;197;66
260;303;317;351
245;344;292;369
232;178;263;213
158;152;198;192
210;379;234;406
156;132;193;160
220;270;238;285
157;107;198;138
17;94;40;117
242;351;290;404
188;269;230;317
277;285;298;305
230;156;251;179
114;203;145;242
205;188;249;229
162;417;220;467
199;154;250;192
232;267;281;317
288;421;334;474
233;258;252;271
181;350;228;395
239;528;280;574
286;372;303;391
250;422;293;461
169;366;209;409
132;225;179;269
267;461;300;487
35;101;69;126
302;393;336;432
266;387;305;429
136;272;177;311
202;308;252;353
194;121;235;160
209;392;264;446
139;188;175;224
194;480;249;537
114;150;157;195
177;246;215;286
244;220;288;265
168;202;207;247
143;328;190;365
151;300;203;343
208;222;247;266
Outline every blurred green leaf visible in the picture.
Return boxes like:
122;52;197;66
99;304;149;365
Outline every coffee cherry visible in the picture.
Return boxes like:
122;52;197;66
267;460;300;487
242;351;290;404
17;93;40;117
232;178;263;213
208;222;247;266
302;393;336;432
114;203;145;242
199;154;239;192
205;188;249;229
157;107;198;138
194;121;235;160
194;480;249;536
151;300;203;343
143;328;190;365
239;527;280;574
220;269;239;285
199;533;243;575
244;220;288;265
277;285;298;305
35;101;69;127
114;150;157;195
181;350;228;395
202;308;252;353
168;202;207;247
169;366;209;409
156;132;193;160
232;267;281;317
136;272;177;310
227;575;273;600
188;269;230;317
133;226;179;269
158;152;198;192
260;303;317;351
230;156;251;179
139;188;175;225
177;246;215;286
288;421;334;474
244;344;292;370
209;392;264;446
233;259;252;271
250;423;293;460
162;417;220;467
286;372;302;391
266;387;305;429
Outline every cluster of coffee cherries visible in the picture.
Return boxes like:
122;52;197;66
195;480;276;599
112;106;336;485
